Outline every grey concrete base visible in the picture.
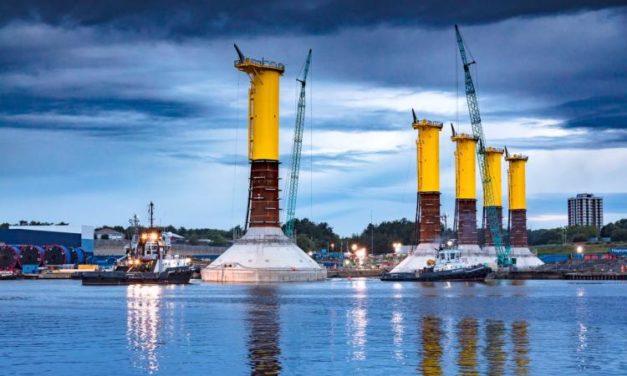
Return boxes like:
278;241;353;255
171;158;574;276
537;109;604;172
458;244;498;269
201;227;327;283
201;267;327;283
510;247;544;269
389;243;439;273
482;246;543;269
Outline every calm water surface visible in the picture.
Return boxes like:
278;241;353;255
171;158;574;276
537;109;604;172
0;279;625;375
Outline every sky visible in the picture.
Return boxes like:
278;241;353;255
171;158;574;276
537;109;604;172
0;1;625;235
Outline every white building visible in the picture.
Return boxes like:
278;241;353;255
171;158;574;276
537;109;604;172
95;228;125;240
568;193;603;228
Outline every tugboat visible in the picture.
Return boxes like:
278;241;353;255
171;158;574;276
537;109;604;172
382;248;492;282
81;203;192;286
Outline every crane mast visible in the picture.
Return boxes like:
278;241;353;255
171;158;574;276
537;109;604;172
284;49;312;237
454;25;512;267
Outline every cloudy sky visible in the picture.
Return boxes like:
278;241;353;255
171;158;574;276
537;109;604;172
0;1;625;235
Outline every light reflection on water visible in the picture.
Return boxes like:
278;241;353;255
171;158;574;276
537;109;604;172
126;285;162;374
348;279;368;361
1;279;626;375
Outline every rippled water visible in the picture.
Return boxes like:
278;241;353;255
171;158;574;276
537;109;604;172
0;279;625;375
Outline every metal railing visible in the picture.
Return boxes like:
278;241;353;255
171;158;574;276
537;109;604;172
234;57;284;70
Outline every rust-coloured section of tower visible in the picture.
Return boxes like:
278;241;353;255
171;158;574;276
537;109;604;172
456;199;478;245
248;161;280;227
419;192;441;243
483;207;503;246
509;209;528;247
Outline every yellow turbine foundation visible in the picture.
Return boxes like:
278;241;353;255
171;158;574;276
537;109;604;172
414;119;443;192
201;48;326;283
484;147;504;207
452;134;477;199
236;59;284;161
506;154;528;210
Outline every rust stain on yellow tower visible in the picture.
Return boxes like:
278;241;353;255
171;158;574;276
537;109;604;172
414;118;443;192
506;153;528;210
484;147;504;207
235;55;285;161
452;133;478;199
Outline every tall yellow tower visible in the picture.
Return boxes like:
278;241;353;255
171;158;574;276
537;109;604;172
413;114;443;243
234;45;285;227
452;132;478;245
200;45;327;283
506;152;529;247
507;154;527;211
483;147;504;245
452;134;477;200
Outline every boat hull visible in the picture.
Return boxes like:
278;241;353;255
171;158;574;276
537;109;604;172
382;265;491;282
80;267;192;286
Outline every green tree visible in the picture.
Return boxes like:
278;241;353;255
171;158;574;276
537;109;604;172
528;228;563;245
611;228;627;242
296;234;315;252
565;225;598;242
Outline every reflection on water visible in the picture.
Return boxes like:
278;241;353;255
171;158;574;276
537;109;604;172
484;320;506;376
348;279;368;360
246;287;282;375
457;318;479;376
4;280;626;375
391;283;404;360
420;316;443;376
418;315;532;375
512;321;530;376
126;285;162;374
391;310;405;360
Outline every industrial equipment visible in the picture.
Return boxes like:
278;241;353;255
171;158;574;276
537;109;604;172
19;245;45;265
0;245;19;270
455;25;512;267
284;49;312;237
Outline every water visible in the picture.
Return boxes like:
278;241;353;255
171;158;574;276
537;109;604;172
0;279;626;375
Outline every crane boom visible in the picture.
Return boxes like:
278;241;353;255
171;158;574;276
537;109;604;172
455;25;512;267
284;49;312;237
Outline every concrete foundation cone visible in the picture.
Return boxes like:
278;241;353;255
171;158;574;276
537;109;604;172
201;227;326;283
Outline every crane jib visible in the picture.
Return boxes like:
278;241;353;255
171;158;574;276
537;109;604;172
455;25;512;267
284;50;312;237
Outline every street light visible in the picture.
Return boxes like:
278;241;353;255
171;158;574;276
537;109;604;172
392;242;402;254
355;247;367;267
351;243;358;251
576;245;584;254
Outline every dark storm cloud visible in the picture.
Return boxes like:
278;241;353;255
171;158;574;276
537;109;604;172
499;131;627;150
551;96;627;130
0;0;624;37
0;93;198;118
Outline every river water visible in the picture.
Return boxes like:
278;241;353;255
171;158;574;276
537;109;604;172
0;279;625;375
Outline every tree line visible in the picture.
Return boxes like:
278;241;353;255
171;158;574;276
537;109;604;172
5;217;627;252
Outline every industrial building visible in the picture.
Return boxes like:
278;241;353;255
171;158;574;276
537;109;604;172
95;228;125;240
0;225;94;252
568;193;603;228
0;225;94;272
